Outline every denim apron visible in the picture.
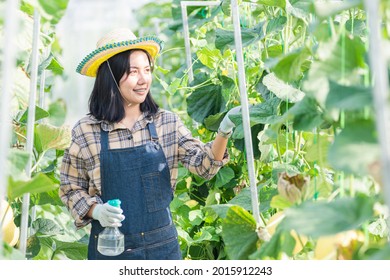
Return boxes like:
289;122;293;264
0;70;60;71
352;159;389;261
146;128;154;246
88;122;181;260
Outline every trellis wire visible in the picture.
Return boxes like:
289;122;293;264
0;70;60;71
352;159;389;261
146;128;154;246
0;0;20;258
364;0;390;230
19;10;41;257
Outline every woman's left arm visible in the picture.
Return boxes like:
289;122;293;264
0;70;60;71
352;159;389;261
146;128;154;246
211;135;229;160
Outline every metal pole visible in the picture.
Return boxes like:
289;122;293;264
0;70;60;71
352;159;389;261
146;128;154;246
364;0;390;229
0;0;20;258
152;18;168;109
19;10;41;257
231;0;266;231
180;1;221;83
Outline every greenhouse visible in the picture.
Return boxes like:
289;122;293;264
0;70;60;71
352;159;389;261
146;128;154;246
1;0;390;266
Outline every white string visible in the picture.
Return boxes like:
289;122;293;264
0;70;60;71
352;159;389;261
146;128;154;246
106;60;132;107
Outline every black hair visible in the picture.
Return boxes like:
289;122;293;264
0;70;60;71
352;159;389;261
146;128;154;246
88;49;159;122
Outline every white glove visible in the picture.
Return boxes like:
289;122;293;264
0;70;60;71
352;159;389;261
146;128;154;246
92;203;125;227
219;106;241;134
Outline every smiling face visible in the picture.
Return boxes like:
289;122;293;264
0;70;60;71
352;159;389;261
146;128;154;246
119;50;152;108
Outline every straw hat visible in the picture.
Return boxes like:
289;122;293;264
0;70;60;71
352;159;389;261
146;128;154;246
76;28;164;77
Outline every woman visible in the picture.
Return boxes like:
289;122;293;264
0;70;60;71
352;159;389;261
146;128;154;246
60;28;238;260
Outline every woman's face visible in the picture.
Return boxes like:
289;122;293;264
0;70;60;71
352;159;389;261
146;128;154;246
119;50;152;107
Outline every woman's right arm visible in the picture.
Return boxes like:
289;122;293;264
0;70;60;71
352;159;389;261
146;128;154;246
59;136;102;229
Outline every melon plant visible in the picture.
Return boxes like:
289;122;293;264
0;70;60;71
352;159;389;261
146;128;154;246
136;0;390;260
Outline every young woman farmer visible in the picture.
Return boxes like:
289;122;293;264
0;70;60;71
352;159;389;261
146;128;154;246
59;28;239;260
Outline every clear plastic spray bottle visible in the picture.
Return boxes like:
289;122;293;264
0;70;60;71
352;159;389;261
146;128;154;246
97;199;125;256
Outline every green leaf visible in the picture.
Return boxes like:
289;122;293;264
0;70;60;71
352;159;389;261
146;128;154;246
267;47;311;83
270;194;293;210
31;188;64;206
286;0;312;20
229;182;278;213
8;173;58;200
252;229;295;259
369;243;390;260
196;48;222;69
214;167;235;188
308;35;366;82
46;55;64;75
188;209;204;226
193;229;213;243
37;0;69;24
47;99;67;126
304;132;332;165
325;81;372;111
345;19;367;38
204;113;225;132
221;206;259;260
281;195;375;238
263;73;305;103
18;106;50;124
34;123;71;153
7;149;30;179
32;218;63;236
328;119;380;175
266;15;287;34
53;238;88;260
187;84;226;124
257;0;286;8
205;204;235;219
215;22;265;51
313;0;362;18
232;123;265;158
27;235;41;258
249;97;281;125
289;96;324;131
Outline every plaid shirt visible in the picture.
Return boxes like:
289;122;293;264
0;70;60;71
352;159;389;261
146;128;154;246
60;109;229;228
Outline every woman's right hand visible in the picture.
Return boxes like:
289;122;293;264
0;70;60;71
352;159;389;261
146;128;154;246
91;203;125;227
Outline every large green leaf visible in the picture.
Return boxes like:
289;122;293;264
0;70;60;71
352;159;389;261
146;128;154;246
325;81;372;111
308;35;366;82
313;0;362;18
8;173;58;200
286;0;312;20
266;15;287;34
7;149;30;180
251;229;295;259
187;84;226;124
267;47;311;83
53;238;88;260
221;206;259;260
18;106;50;124
249;97;281;125
290;96;324;131
47;99;67;126
34;123;71;154
263;73;305;103
257;0;286;8
38;237;88;260
328;119;379;175
37;0;69;24
232;123;265;158
281;195;375;238
304;132;332;165
214;167;235;189
196;48;222;69
215;22;265;51
229;182;278;213
32;218;63;236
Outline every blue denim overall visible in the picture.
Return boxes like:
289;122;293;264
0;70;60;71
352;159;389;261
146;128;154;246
88;122;181;260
